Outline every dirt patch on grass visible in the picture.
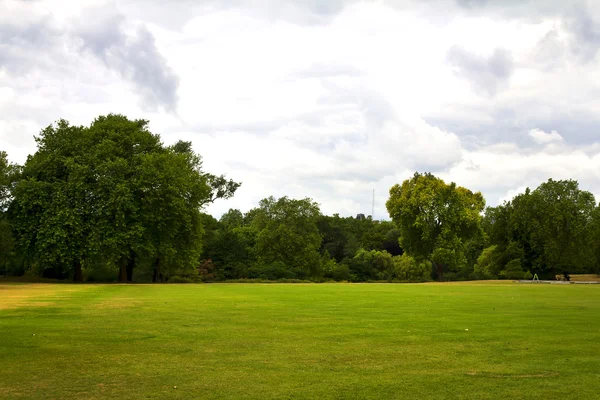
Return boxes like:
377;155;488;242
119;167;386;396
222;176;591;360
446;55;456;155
423;280;516;286
0;284;86;310
570;274;600;282
91;298;142;310
466;371;559;378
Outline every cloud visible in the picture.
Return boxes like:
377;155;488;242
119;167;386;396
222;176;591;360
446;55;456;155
71;5;180;111
3;0;600;220
0;7;65;74
443;140;600;208
528;128;563;144
120;0;361;27
564;6;600;62
447;46;514;96
0;0;179;112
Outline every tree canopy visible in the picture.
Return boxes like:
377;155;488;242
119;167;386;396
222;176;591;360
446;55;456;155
482;179;598;277
2;119;600;283
8;115;239;281
386;172;485;280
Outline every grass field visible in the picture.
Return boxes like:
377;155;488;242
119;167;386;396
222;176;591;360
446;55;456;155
1;282;599;399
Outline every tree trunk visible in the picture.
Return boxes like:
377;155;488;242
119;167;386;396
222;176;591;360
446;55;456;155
126;257;135;282
119;263;128;283
152;257;161;283
436;263;444;282
73;262;83;282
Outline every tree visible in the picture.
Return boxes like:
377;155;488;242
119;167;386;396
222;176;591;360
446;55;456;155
483;179;597;277
9;115;239;282
349;249;395;281
392;253;430;282
528;179;596;274
473;245;503;278
202;212;258;280
219;209;244;230
252;196;322;278
0;151;19;275
9;121;94;281
0;151;18;210
386;172;485;281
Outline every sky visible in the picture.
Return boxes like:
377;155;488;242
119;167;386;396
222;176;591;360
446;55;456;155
1;0;600;219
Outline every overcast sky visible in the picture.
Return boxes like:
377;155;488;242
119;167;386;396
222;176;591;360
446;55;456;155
2;0;600;219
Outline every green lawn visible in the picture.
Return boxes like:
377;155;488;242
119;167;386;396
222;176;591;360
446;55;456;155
1;282;599;399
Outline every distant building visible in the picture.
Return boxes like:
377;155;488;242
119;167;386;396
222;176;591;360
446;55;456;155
356;213;366;220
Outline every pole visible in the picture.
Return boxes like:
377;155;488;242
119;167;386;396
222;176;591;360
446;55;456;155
372;189;375;220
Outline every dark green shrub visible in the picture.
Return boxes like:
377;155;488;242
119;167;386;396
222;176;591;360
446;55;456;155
248;261;295;280
500;259;525;280
331;263;351;281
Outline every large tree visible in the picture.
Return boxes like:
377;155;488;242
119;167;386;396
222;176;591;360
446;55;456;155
251;196;322;278
0;151;19;275
484;179;597;276
528;179;596;274
9;122;94;280
386;172;485;280
0;151;17;210
9;115;239;282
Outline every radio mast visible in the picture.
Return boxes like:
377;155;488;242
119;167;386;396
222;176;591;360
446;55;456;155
372;189;375;220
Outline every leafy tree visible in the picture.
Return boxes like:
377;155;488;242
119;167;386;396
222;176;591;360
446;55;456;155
219;209;244;230
527;179;596;274
0;151;18;210
252;196;322;278
386;172;485;281
500;259;526;280
9;115;239;282
473;245;503;278
484;179;597;276
392;253;430;282
349;249;395;281
0;151;19;275
203;224;258;280
317;215;402;264
9;122;95;280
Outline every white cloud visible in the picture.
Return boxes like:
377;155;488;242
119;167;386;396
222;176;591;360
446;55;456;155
528;128;564;144
2;0;600;220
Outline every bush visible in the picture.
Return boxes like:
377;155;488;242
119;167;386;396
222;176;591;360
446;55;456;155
500;259;525;280
331;263;352;281
474;245;502;279
84;263;118;283
248;261;296;280
392;254;431;282
198;259;217;282
350;249;395;281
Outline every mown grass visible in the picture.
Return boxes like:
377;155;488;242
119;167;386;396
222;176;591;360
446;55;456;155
1;282;599;399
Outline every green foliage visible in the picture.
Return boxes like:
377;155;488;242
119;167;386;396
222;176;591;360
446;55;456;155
350;249;395;281
474;245;503;278
252;196;322;278
0;151;19;211
392;253;430;282
483;179;598;276
6;126;600;285
500;259;526;280
7;115;239;282
248;261;296;280
386;172;485;280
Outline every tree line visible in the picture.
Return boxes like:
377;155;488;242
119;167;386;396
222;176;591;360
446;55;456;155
1;115;599;282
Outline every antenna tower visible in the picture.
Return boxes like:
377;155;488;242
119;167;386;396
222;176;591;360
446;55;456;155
372;189;375;220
